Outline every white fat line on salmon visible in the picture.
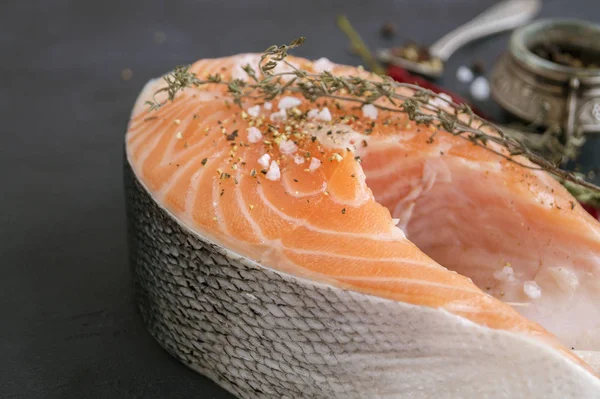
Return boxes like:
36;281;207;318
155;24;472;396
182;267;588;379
283;247;441;270
455;157;502;173
127;104;184;153
422;159;453;190
256;184;404;241
158;103;205;167
168;111;227;163
371;176;424;206
128;102;182;143
258;246;361;285
157;148;226;202
184;151;228;215
130;88;221;132
281;178;327;198
442;300;499;314
439;304;521;322
135;103;198;176
184;168;204;216
360;150;454;180
233;168;269;243
391;202;414;233
284;159;370;205
370;158;457;207
337;275;482;294
211;156;231;232
329;172;372;208
379;161;444;212
363;150;455;182
403;214;470;245
361;156;420;180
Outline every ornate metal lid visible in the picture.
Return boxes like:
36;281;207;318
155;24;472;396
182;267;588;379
491;19;600;140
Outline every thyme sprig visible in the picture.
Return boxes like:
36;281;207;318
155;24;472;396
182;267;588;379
144;38;600;194
561;174;600;208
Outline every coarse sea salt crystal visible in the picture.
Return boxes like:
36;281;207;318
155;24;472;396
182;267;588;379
279;139;298;155
246;127;262;143
362;104;378;120
493;265;516;283
313;57;334;73
523;280;542;299
258;153;271;168
247;105;260;117
309;157;321;172
307;107;332;122
307;109;320;119
265;161;281;181
470;76;490;100
263;102;272;110
278;96;302;110
294;155;305;164
456;66;474;83
318;107;332;121
270;109;287;122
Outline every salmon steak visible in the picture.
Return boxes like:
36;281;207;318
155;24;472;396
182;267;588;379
125;52;600;398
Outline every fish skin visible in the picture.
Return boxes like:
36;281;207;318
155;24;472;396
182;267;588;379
126;165;600;398
126;54;600;395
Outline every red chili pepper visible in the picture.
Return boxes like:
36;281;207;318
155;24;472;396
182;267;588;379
581;203;600;220
386;65;488;119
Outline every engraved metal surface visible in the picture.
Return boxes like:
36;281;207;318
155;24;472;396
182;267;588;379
490;20;600;136
491;54;564;126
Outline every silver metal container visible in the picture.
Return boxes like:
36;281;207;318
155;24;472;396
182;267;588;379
491;19;600;141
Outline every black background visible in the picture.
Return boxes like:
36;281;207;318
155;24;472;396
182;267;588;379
2;1;599;398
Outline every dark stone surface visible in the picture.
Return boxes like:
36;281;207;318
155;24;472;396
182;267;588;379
1;1;598;398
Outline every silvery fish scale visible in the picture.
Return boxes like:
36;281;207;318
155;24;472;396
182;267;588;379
124;162;598;399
